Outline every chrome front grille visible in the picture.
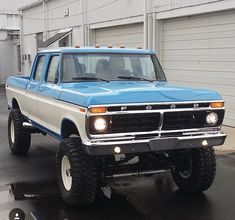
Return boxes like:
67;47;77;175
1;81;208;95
88;101;225;137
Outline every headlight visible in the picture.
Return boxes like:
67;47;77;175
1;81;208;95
206;112;219;126
93;117;108;132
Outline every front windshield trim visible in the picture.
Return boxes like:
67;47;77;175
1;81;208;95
151;55;167;82
60;52;167;83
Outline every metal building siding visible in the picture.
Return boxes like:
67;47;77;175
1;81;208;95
162;11;235;126
171;0;223;9
95;23;144;48
153;0;228;13
0;40;13;83
0;0;35;13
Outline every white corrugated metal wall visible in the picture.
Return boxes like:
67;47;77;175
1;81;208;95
0;0;35;13
0;40;13;83
162;11;235;126
0;0;35;84
171;0;223;9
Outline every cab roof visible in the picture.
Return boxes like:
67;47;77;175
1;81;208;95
38;47;156;55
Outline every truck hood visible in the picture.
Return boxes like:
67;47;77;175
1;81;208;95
59;81;222;107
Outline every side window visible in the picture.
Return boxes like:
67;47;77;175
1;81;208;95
34;55;45;81
47;56;60;83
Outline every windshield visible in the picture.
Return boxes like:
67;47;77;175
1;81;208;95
61;53;166;82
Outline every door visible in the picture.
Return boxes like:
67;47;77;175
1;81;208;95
26;54;46;121
37;54;61;134
95;23;144;48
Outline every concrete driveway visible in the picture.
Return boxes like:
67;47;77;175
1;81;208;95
0;88;234;220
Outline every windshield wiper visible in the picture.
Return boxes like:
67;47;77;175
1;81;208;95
72;77;109;82
117;76;154;82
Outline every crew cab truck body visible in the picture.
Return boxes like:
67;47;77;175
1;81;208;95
6;47;227;207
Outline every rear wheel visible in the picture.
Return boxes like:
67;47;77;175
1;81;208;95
56;138;97;207
8;109;31;155
172;147;216;193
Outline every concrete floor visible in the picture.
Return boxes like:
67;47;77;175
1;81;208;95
0;88;235;220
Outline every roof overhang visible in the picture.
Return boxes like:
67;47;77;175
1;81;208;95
41;28;72;48
18;0;50;11
0;27;19;31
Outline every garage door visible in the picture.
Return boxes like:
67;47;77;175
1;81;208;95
95;23;143;48
162;11;235;127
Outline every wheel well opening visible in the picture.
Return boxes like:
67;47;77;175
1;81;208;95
61;120;80;139
12;99;20;109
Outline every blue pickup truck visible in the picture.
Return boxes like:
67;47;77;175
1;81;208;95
6;47;226;207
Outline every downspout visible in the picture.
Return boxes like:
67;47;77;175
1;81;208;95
143;0;148;49
152;12;156;50
81;0;85;46
43;0;47;40
19;10;23;75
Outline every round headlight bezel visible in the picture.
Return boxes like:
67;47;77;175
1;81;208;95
206;112;219;126
93;117;108;132
90;116;109;134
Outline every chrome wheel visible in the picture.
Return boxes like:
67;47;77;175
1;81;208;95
10;120;15;143
61;155;72;191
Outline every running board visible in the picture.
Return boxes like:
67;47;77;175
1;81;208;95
23;122;45;134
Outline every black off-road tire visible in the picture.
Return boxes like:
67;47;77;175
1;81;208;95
172;147;216;193
8;109;31;155
56;138;97;207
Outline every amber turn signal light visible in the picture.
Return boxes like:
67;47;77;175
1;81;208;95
210;102;224;108
90;107;107;114
79;107;86;113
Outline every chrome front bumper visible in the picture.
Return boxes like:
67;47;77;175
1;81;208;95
83;132;227;156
